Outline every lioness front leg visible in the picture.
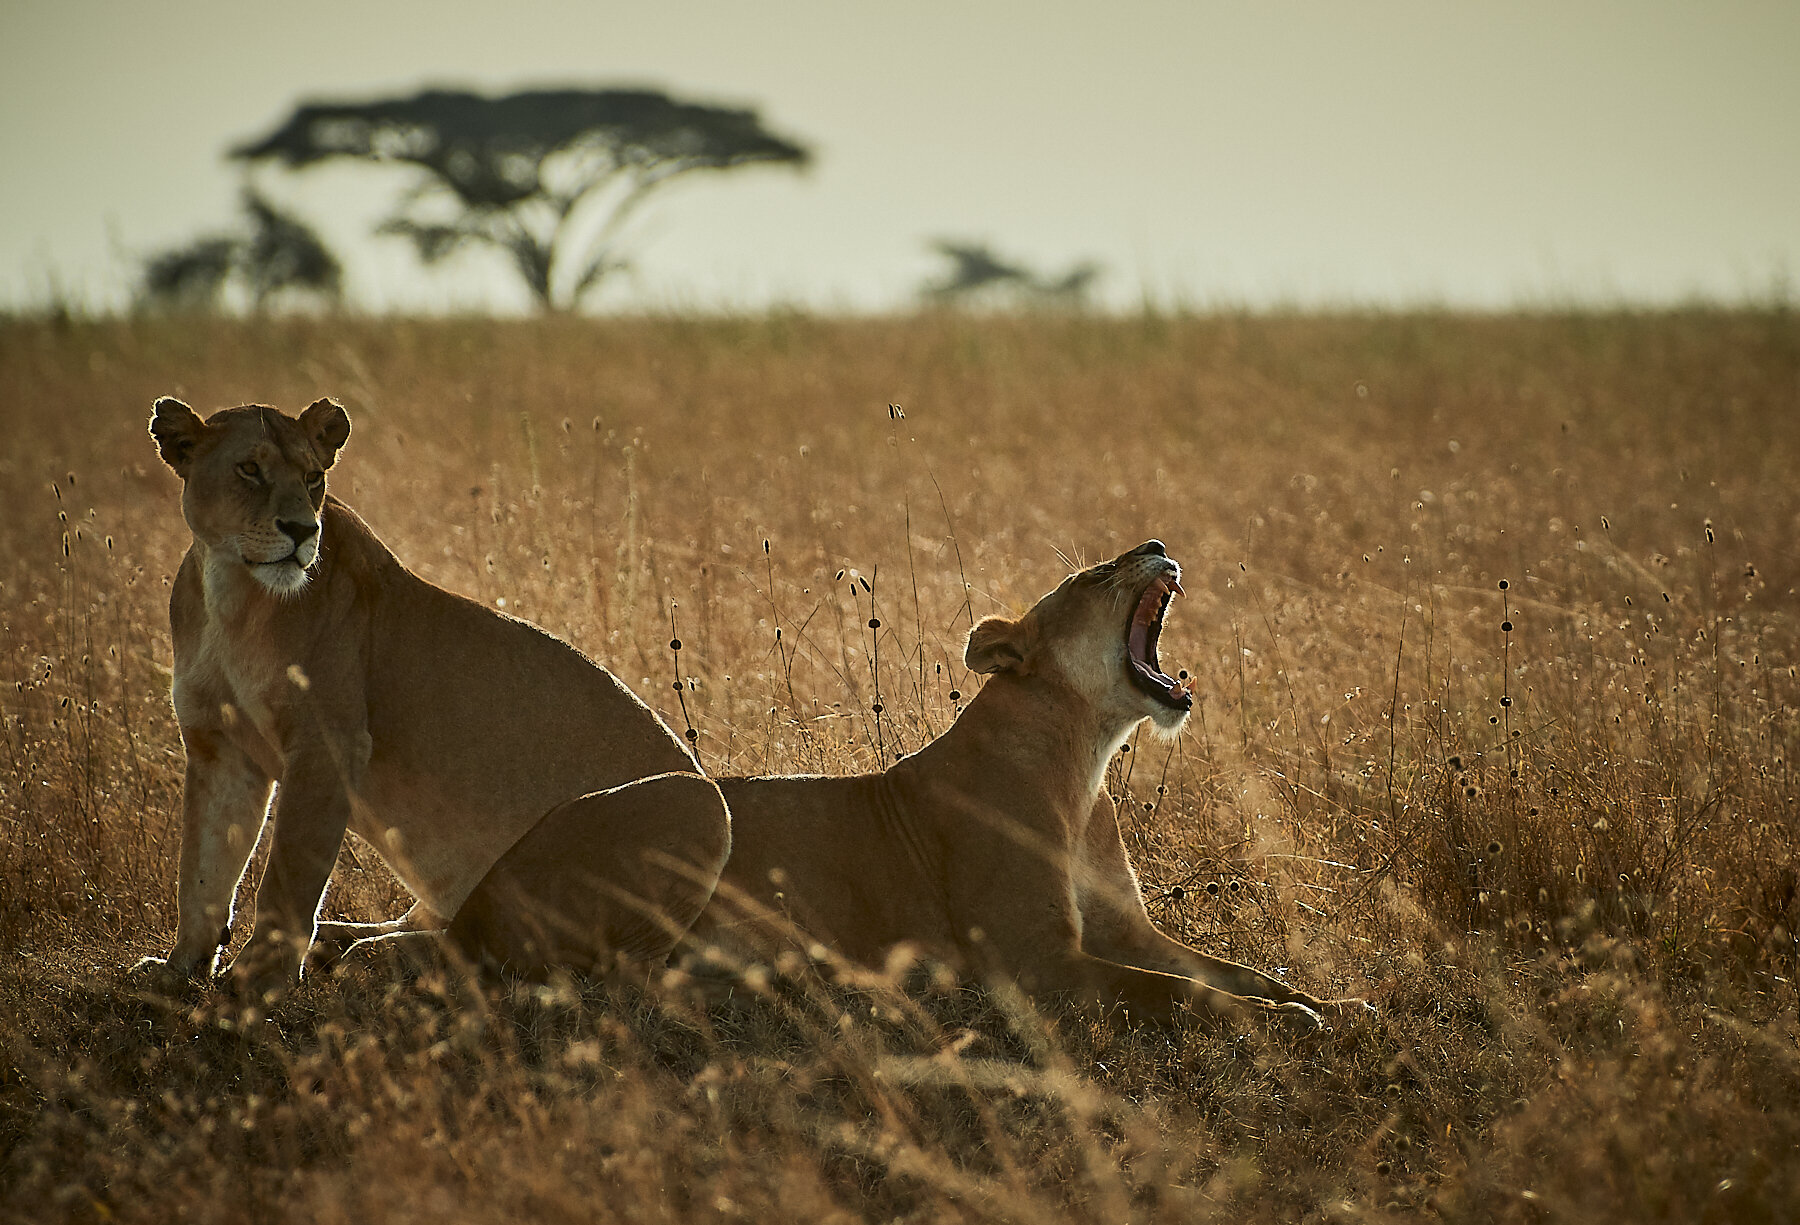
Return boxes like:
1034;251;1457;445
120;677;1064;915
1087;917;1335;1011
954;853;1315;1030
232;748;357;991
1080;885;1330;1009
1076;794;1367;1018
140;729;274;979
1007;946;1317;1030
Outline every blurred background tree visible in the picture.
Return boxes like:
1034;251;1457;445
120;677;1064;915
231;87;812;312
921;240;1100;307
139;189;341;311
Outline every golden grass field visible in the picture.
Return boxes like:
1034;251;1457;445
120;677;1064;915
2;310;1797;1222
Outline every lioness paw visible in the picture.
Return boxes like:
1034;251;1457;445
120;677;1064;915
1318;996;1378;1024
128;954;206;995
224;939;304;1003
1270;1000;1326;1033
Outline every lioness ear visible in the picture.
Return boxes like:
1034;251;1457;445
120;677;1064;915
965;615;1028;675
149;396;206;477
299;397;351;467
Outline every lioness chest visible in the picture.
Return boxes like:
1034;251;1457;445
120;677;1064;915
169;550;366;780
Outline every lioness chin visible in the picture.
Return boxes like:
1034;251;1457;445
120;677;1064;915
137;396;730;994
471;540;1369;1028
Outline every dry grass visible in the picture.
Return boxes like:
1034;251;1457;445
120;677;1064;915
2;309;1797;1223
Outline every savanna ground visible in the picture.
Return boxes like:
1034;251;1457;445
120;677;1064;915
1;310;1797;1223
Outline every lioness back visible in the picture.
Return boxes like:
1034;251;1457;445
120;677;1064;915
702;774;960;965
317;499;701;909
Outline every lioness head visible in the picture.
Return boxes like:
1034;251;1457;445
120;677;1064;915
150;396;351;596
964;540;1193;733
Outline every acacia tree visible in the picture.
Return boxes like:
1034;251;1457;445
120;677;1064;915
140;189;342;311
922;240;1100;307
232;87;812;311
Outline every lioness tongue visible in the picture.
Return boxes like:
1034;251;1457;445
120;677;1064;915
1128;618;1152;667
1129;585;1179;689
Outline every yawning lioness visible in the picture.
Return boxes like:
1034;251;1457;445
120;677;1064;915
459;541;1366;1027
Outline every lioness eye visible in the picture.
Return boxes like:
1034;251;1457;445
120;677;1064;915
237;461;260;481
305;471;325;488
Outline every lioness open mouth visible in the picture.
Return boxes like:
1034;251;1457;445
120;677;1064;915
1127;571;1192;711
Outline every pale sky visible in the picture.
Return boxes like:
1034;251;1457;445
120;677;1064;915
3;1;1797;313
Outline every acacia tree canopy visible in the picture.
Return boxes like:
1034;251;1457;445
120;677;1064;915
232;87;812;310
922;240;1100;306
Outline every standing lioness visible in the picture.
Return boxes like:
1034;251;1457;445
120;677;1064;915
139;396;730;991
469;541;1365;1027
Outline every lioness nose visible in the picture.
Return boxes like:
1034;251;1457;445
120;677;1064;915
1132;539;1167;557
277;519;319;546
